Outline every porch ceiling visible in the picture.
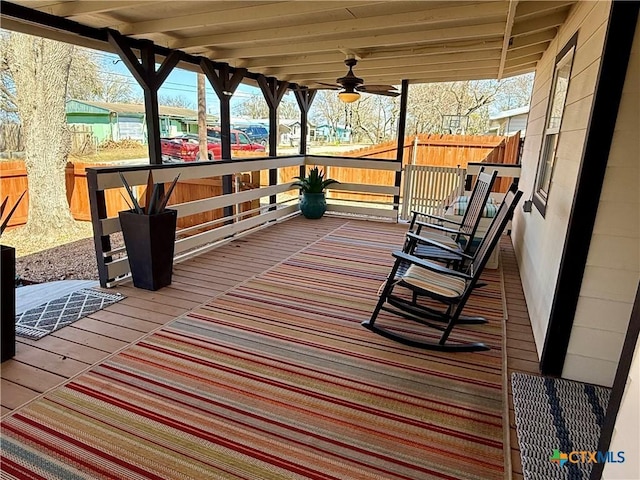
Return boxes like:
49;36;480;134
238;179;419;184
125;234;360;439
3;1;576;87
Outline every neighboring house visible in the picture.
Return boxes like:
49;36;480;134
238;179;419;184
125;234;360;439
315;124;352;143
279;119;318;145
488;105;529;136
65;100;218;143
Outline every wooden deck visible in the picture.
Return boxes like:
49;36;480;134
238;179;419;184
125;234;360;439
0;215;539;479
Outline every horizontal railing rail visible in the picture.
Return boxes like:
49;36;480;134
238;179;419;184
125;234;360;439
465;162;522;201
87;155;401;287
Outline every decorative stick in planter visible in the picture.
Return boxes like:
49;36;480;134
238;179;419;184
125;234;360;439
118;172;180;291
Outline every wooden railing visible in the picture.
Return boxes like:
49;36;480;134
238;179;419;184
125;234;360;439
399;162;522;221
400;165;465;220
87;155;401;287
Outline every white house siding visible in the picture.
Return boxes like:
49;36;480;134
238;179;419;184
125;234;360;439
511;1;611;357
602;336;640;480
563;15;640;387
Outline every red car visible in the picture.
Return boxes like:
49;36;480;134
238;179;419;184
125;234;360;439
161;129;265;163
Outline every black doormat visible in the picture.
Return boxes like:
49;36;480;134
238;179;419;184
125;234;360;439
511;372;611;480
15;288;125;340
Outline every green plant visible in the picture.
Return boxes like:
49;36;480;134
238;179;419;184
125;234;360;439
292;166;339;194
119;171;180;215
0;191;26;235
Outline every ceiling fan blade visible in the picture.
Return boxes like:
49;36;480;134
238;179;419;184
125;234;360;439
309;82;341;90
356;84;400;97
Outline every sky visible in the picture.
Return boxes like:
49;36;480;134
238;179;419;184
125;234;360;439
101;51;262;115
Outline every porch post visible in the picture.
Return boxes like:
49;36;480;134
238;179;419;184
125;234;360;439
107;32;181;165
201;59;246;219
394;79;409;217
293;86;317;177
258;76;289;210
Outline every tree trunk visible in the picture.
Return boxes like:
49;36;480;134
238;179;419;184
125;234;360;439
7;34;77;239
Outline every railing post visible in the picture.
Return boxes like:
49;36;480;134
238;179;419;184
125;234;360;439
86;169;111;287
394;80;409;218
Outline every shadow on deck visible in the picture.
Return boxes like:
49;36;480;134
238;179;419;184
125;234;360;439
0;215;538;479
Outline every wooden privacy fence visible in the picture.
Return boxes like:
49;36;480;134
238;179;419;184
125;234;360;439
0;161;29;226
0;160;257;229
344;133;520;167
330;132;520;205
0;124;98;156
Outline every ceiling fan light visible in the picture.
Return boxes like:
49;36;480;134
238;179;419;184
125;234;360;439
338;91;360;103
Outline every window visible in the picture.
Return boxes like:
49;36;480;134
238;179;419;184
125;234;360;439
533;33;577;215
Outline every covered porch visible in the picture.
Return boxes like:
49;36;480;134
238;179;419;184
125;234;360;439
1;214;537;479
1;1;638;479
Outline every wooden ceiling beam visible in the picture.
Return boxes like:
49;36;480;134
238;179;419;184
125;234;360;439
505;53;543;69
498;0;518;80
511;11;567;37
238;40;504;69
398;68;506;84
288;59;501;85
506;43;549;60
41;1;153;18
206;23;506;60
118;1;372;36
262;50;501;77
510;29;557;49
515;1;575;20
170;2;508;50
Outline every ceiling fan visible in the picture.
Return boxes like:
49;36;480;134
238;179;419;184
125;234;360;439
316;58;400;103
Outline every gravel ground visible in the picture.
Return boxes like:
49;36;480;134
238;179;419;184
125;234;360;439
16;235;123;284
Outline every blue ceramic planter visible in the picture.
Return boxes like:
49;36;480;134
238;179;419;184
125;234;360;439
299;192;327;219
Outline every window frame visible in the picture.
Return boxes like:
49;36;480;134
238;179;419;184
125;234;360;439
533;32;578;216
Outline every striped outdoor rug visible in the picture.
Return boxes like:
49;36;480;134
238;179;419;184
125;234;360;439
1;221;505;480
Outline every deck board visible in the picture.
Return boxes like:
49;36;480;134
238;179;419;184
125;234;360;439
15;336;108;364
0;362;66;393
13;343;89;377
500;237;540;480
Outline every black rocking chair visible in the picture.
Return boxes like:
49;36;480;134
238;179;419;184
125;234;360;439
363;184;523;352
405;168;498;267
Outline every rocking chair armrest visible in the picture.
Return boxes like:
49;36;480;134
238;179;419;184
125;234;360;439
406;232;474;260
415;221;471;237
392;251;473;280
410;210;462;226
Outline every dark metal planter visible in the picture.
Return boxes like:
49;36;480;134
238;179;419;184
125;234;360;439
118;209;177;291
1;244;16;362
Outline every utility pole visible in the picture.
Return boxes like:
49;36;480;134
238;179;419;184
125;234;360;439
197;73;207;161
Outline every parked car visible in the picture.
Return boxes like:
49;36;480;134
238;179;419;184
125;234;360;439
208;127;268;151
234;124;269;146
161;130;265;163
